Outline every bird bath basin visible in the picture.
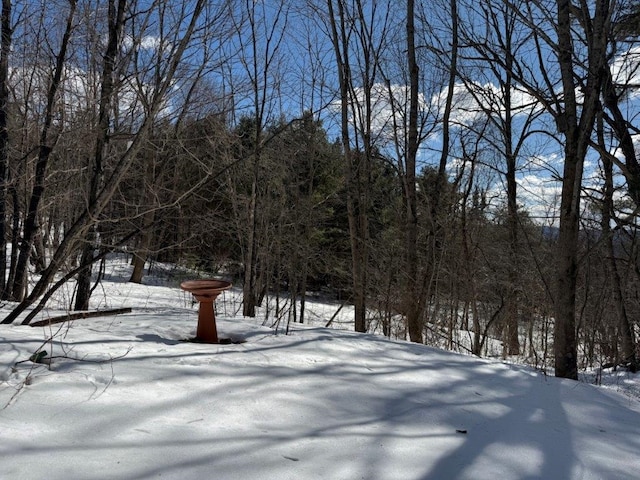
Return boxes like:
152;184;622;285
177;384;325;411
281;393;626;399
180;279;232;343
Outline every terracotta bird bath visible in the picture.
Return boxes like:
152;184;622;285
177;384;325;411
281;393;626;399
180;279;232;343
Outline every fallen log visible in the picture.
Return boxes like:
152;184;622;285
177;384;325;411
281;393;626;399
29;308;132;327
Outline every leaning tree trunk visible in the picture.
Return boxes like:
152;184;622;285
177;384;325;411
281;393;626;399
3;0;208;324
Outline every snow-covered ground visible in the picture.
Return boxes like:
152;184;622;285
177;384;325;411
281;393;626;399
1;260;639;479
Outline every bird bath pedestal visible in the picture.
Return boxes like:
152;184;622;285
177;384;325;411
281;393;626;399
180;279;232;343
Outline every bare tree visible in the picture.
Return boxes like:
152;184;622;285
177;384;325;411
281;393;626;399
404;0;422;342
594;112;638;370
456;0;550;356
226;0;289;318
456;0;613;378
74;0;126;310
9;0;77;302
324;0;393;333
547;0;610;379
0;0;11;299
2;0;218;324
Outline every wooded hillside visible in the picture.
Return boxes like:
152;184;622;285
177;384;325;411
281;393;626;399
1;0;639;378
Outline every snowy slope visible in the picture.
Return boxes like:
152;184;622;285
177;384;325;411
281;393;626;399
1;273;639;480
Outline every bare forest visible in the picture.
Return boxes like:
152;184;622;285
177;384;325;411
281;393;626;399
1;0;640;379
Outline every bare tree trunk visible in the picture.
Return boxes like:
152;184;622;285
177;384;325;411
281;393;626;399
0;0;10;299
504;163;521;356
404;0;422;343
326;0;370;333
129;208;156;283
421;0;459;341
597;115;637;370
10;0;77;301
6;177;19;294
598;48;639;370
553;0;608;379
243;168;259;317
3;0;209;324
230;0;289;318
503;20;520;356
348;165;369;333
74;0;126;310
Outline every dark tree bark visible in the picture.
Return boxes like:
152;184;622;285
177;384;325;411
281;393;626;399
500;2;521;356
129;209;155;284
3;0;209;324
553;0;609;379
10;0;77;302
74;0;126;311
411;0;459;344
404;0;422;343
0;0;11;299
326;0;371;333
596;114;638;371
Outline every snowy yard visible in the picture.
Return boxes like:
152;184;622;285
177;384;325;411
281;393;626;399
1;265;639;480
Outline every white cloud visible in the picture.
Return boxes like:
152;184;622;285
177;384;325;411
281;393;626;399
121;34;164;51
432;81;542;127
9;61;170;128
609;46;640;97
329;82;428;148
